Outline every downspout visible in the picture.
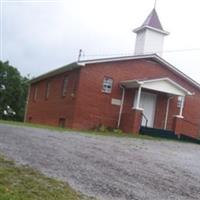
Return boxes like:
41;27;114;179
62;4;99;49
164;96;173;130
117;86;125;128
24;85;30;122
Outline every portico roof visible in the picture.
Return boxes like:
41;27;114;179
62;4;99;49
121;77;192;96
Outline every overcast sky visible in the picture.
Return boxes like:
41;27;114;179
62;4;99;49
1;0;200;82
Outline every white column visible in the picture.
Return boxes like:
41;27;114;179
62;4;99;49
136;85;142;109
179;96;185;117
117;87;125;128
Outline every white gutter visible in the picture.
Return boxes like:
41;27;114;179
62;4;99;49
78;54;155;66
117;86;125;128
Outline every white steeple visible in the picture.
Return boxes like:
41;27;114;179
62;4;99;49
133;8;169;56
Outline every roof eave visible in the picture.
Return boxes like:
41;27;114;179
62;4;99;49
133;26;169;35
121;77;192;96
30;62;81;84
152;55;200;90
29;54;200;91
78;54;200;91
78;53;157;65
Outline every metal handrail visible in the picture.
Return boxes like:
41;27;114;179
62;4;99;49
142;113;148;127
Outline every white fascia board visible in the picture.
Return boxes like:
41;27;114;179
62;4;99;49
133;26;169;35
165;78;192;95
30;63;81;84
139;77;192;96
77;62;85;66
78;54;156;65
153;55;200;90
121;80;141;88
121;77;192;95
139;77;191;94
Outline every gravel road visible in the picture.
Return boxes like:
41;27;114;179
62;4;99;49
0;124;200;200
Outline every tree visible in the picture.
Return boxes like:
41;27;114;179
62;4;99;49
0;61;29;121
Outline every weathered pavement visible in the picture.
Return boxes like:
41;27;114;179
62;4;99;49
0;124;200;200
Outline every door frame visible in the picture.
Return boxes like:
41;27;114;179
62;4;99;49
134;90;157;128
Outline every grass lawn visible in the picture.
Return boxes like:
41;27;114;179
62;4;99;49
0;154;93;200
0;120;159;140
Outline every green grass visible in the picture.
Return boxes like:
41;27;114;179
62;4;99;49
0;120;70;132
0;154;93;200
0;119;160;140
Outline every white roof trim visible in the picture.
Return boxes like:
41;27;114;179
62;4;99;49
78;54;200;90
30;62;81;84
121;77;192;96
133;25;169;35
78;54;155;65
154;55;200;90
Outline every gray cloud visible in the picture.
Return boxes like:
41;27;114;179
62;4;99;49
1;0;200;82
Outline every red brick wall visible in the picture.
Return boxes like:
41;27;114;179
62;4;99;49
173;116;199;139
26;58;200;138
72;58;200;136
120;89;136;133
26;69;80;127
166;96;179;129
153;92;168;129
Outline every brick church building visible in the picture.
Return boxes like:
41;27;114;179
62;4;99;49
25;8;200;139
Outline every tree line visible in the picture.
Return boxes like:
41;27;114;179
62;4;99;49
0;61;29;121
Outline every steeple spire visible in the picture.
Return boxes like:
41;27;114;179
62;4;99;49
133;7;169;56
134;8;167;33
154;0;157;9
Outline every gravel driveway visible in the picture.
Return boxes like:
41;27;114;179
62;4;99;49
0;124;200;200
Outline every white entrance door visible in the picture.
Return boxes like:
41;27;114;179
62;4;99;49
140;92;157;127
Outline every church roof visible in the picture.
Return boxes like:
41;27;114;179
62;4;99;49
133;8;169;35
30;53;200;90
142;8;163;30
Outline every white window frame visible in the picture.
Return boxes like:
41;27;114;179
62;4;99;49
177;96;184;108
102;77;113;94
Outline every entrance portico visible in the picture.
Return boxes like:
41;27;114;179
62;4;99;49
119;77;192;134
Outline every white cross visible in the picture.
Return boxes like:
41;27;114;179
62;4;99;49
154;0;157;9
